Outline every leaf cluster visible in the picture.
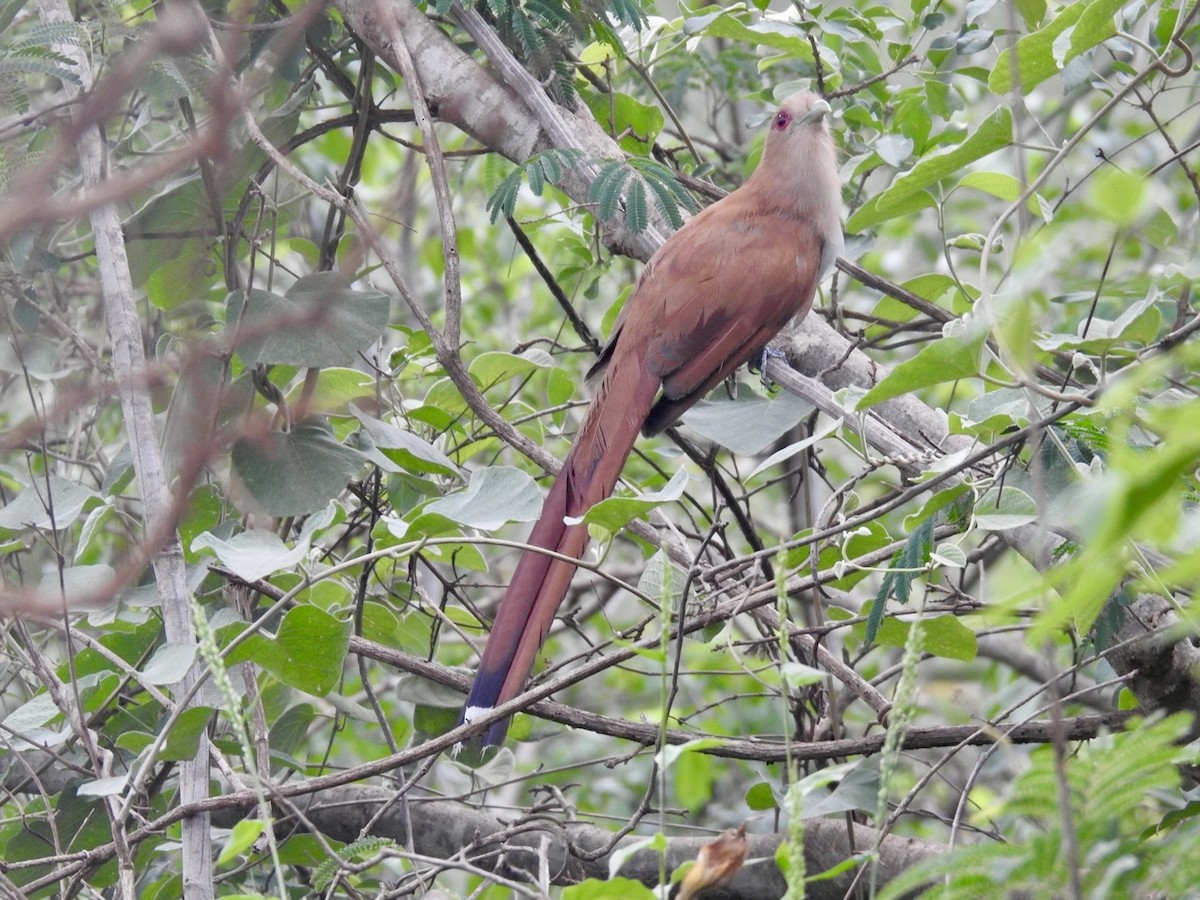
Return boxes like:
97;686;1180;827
487;148;699;235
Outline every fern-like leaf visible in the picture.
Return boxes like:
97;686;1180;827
538;152;563;185
542;148;582;183
510;6;544;55
606;0;647;30
10;20;90;50
624;175;647;234
485;149;584;223
486;167;525;223
0;56;80;84
0;78;28;116
878;715;1191;899
525;0;571;30
526;156;546;196
589;160;632;223
588;16;624;53
550;54;574;104
866;516;934;644
639;173;686;229
147;58;192;99
632;158;699;211
312;837;397;891
632;160;699;230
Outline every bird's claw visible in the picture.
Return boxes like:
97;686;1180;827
751;344;787;389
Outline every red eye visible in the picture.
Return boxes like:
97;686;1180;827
774;109;792;130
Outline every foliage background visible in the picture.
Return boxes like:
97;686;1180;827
0;0;1198;896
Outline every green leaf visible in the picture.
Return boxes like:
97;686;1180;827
687;9;815;59
145;246;215;310
807;851;873;883
589;161;633;223
875;133;913;167
580;466;689;531
313;838;397;891
869;614;977;661
37;564;114;607
1087;167;1149;225
115;730;155;755
124;176;212;287
140;643;197;686
0;476;101;533
352;408;459;477
486;168;523;222
636;550;683;607
277;834;338;868
424;466;542;530
217;819;267;866
902;483;972;531
931;542;967;568
77;774;129;797
672;748;716;809
485;149;583;222
920;615;978;661
802;762;879;818
681;391;814;456
561;877;657;899
975;487;1038;531
780;661;825;687
192;529;308;581
527;151;546;195
896;516;936;589
989;0;1121;94
230;606;351;696
625;175;648;234
847;188;937;233
470;348;556;387
231;418;363;517
3;690;64;735
583;90;664;154
857;333;985;409
507;5;540;54
282;367;376;414
635;159;698;228
862;596;887;648
1067;0;1125;59
161;706;216;761
269;703;315;756
226;273;390;368
1016;0;1046;27
808;520;893;589
746;781;778;811
956;170;1021;201
868;517;936;643
748;416;842;481
656;737;730;767
850;107;1012;231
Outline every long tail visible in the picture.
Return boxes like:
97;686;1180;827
463;354;659;745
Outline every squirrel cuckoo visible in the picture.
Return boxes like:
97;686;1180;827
463;91;842;745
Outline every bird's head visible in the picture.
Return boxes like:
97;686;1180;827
764;92;834;154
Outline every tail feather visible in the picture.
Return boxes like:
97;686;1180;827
463;356;659;744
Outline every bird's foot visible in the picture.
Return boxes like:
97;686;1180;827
751;344;787;389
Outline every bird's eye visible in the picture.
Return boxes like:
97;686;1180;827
773;110;791;130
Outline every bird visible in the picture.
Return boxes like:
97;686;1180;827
462;91;843;745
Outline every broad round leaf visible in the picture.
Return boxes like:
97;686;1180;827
232;418;364;516
226;273;390;368
425;466;541;530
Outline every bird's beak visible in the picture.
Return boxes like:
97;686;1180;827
798;99;832;125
